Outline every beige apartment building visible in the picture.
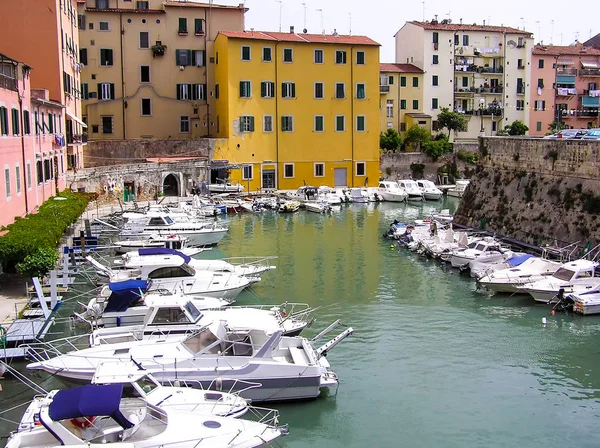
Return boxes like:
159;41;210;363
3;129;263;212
76;0;245;141
395;20;534;140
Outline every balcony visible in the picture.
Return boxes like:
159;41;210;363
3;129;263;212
577;109;600;117
479;86;503;94
580;68;600;77
454;64;503;74
380;85;390;94
0;73;17;92
67;133;87;145
556;87;578;96
455;87;475;96
516;86;526;95
480;107;504;116
556;67;577;76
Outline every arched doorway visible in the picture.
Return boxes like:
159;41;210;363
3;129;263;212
163;174;179;196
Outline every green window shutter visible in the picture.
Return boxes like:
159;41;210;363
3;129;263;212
215;84;219;99
82;83;88;99
97;83;102;98
413;77;419;87
400;76;406;87
401;99;406;109
175;50;181;66
281;82;285;97
291;83;296;98
249;116;255;131
186;50;192;66
270;82;275;96
176;84;181;100
110;83;115;99
194;18;203;34
179;18;187;32
261;82;266;98
389;76;394;85
240;81;244;97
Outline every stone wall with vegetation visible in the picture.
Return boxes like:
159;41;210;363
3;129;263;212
454;137;600;248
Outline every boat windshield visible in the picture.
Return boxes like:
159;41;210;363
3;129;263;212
184;301;202;322
164;216;174;225
135;376;159;395
552;268;576;281
182;330;221;354
475;243;486;251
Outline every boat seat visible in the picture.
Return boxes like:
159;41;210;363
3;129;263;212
288;346;309;365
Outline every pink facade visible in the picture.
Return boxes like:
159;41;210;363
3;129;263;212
0;54;66;228
530;44;600;136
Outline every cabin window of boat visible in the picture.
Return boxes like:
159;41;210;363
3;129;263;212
136;377;159;395
183;301;202;321
553;268;576;281
475;243;486;251
164;216;174;225
152;307;190;324
467;241;478;248
148;266;194;279
183;330;220;354
148;217;167;226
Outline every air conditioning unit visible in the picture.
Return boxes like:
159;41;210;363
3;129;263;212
179;65;185;71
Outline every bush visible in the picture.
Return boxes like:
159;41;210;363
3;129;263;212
16;247;59;279
456;150;478;164
422;134;452;161
380;128;402;152
0;191;91;271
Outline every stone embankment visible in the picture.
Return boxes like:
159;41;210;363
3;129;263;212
454;137;600;248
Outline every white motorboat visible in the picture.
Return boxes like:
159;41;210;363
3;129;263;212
119;213;228;247
8;382;283;448
239;201;266;213
113;234;205;256
476;256;562;292
86;253;251;300
77;280;232;328
398;180;424;201
349;188;369;203
27;321;354;402
278;200;301;213
89;296;312;346
447;180;470;198
449;237;508;268
305;201;332;213
571;286;600;315
518;259;600;303
208;181;245;193
317;186;343;205
287;186;319;202
377;181;408;202
416;180;443;201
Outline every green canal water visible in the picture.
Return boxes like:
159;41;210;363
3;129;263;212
2;198;600;447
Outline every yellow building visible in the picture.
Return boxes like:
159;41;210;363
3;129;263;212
76;0;245;140
213;30;381;191
379;63;430;137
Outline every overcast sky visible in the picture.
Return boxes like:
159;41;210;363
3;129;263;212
212;0;598;61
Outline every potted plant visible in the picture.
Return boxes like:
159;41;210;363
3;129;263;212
151;42;167;57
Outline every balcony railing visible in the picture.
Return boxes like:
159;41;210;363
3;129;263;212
455;87;475;95
577;110;599;117
0;73;18;92
480;107;504;116
454;64;503;74
516;86;526;95
67;134;87;144
556;87;578;96
479;87;503;94
379;85;390;94
556;67;577;75
580;68;600;77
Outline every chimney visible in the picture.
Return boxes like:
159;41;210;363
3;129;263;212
460;18;463;25
332;28;338;36
290;26;295;34
483;20;486;26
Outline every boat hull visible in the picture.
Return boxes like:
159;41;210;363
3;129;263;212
380;192;407;202
423;192;443;201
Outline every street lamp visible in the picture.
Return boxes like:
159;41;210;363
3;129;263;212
479;98;485;133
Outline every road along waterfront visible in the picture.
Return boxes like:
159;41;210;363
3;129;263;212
1;198;600;447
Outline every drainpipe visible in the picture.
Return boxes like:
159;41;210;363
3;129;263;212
350;45;355;187
204;7;210;138
275;42;280;189
120;12;126;139
17;71;29;214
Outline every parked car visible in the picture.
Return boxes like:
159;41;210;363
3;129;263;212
581;129;600;140
543;129;588;139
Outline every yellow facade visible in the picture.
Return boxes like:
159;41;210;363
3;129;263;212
214;31;381;191
77;0;245;140
378;64;430;138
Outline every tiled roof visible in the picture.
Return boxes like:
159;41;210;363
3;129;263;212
163;1;248;10
584;33;600;49
218;30;380;46
407;20;532;36
84;7;165;13
380;63;423;74
532;44;600;56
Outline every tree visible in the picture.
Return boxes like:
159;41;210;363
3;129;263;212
436;107;468;137
505;120;529;136
422;134;452;161
404;124;431;152
379;128;402;152
547;121;568;134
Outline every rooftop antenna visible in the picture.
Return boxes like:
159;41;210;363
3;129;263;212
349;12;352;35
422;1;425;22
535;20;541;44
575;31;579;42
520;17;525;31
445;11;451;22
301;2;307;31
560;32;563;45
550;20;554;44
275;0;283;33
316;8;324;33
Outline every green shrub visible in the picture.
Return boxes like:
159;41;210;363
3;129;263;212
456;150;478;164
16;247;59;279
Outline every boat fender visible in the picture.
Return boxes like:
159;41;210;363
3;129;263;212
70;416;96;429
281;311;287;317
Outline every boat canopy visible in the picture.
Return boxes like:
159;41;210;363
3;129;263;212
105;280;149;313
49;384;134;429
138;247;191;264
507;254;535;267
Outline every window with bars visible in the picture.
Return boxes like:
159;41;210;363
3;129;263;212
281;116;293;132
239;81;251;98
263;115;273;132
98;83;115;100
261;81;275;98
240;115;255;132
281;82;296;98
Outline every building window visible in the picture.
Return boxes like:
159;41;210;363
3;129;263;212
314;82;324;99
241;45;251;61
462;35;469;46
262;47;272;62
356;115;366;132
356;83;366;99
412;100;419;110
284;164;294;178
335;50;347;64
400;99;406;110
386;100;393;118
100;48;113;66
432;32;439;44
140;65;150;83
99;21;109;31
263;115;273;132
536;122;542;132
454;34;459;45
314;49;323;64
432;75;438;86
47;113;54;133
141;98;152;116
335;115;345;132
517;59;524;69
139;32;149;49
26;162;31;189
283;48;293;62
11;109;20;135
537;78;544;89
335;83;345;99
239;80;251;98
180;116;190;133
177;83;190;100
261;81;275;98
0;107;8;135
281;116;294;132
462;76;469;87
538;59;544;69
388;75;394;85
99;82;115;100
101;115;113;134
314;115;324;132
15;165;21;194
432;98;438;109
516;100;524;111
194;18;204;35
400;123;406;132
242;165;253;180
356;51;365;65
80;48;88;65
78;14;86;30
215;84;219;99
315;163;324;177
136;1;149;8
400;76;406;87
433;54;439;64
23;110;30;135
356;162;366;176
178;18;188;34
281;82;296;98
4;168;10;199
412;77;419;87
240;115;255;132
534;100;546;111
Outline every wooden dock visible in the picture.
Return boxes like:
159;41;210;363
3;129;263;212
5;318;52;344
0;347;28;359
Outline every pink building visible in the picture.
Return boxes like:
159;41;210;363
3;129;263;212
0;53;66;228
530;44;600;136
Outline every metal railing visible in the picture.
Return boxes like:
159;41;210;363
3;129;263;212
577;110;600;117
516;86;526;95
0;73;17;92
580;68;600;77
379;85;390;93
556;67;577;75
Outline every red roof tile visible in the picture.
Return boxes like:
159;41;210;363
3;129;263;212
218;30;380;46
84;7;165;13
407;20;532;36
163;1;247;10
532;44;600;56
380;63;423;74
